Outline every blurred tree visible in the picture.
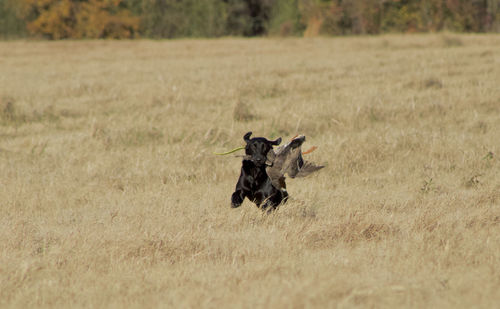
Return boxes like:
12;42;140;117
487;0;500;31
442;0;489;32
224;0;273;36
299;0;382;35
299;0;334;36
268;0;304;36
140;0;228;38
381;0;420;33
75;0;140;38
18;0;140;39
0;0;27;38
140;0;272;38
418;0;445;31
140;0;187;38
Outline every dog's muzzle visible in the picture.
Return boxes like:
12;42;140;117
252;156;266;165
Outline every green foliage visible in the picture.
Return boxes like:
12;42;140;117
268;0;304;36
141;0;228;38
0;0;27;38
381;1;421;33
186;0;228;37
226;0;272;36
299;0;500;35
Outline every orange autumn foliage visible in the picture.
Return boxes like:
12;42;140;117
19;0;139;39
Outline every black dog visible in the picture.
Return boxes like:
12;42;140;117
231;132;288;210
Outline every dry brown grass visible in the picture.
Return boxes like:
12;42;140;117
1;34;499;308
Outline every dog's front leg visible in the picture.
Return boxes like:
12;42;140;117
231;189;245;208
231;173;246;208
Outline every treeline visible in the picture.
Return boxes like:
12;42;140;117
1;0;499;39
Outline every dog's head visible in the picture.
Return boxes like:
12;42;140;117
243;132;281;166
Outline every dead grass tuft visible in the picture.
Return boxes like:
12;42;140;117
233;99;256;121
422;77;443;89
441;35;464;47
406;77;444;90
0;96;16;121
0;96;26;124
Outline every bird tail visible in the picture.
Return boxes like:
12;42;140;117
302;146;317;155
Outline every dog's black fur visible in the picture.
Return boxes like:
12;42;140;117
231;132;288;210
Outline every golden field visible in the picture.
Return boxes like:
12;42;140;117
0;34;499;308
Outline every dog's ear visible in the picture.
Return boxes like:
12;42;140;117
269;137;282;146
243;132;252;143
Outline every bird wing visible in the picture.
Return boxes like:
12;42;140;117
266;135;323;190
294;161;325;177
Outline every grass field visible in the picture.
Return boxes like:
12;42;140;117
1;34;499;308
